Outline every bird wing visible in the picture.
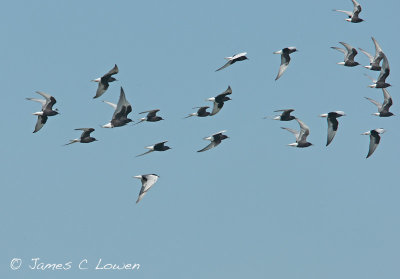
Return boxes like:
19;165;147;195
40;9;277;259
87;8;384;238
275;53;291;81
352;0;362;15
381;88;393;111
215;60;232;72
340;42;357;61
371;37;383;61
36;91;56;109
136;174;158;204
358;48;374;63
331;46;346;55
102;100;117;109
136;150;154;157
103;64;119;78
231;52;247;60
94;82;108;99
210;101;223;116
333;9;353;16
33;115;47;133
367;133;381;158
26;98;46;110
197;141;219;152
365;97;382;110
377;54;390;83
296;118;310;143
139;109;159;117
154;141;168;149
326;117;339;146
112;87;132;120
75;128;94;138
281;127;299;140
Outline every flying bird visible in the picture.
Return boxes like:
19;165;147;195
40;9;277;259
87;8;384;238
215;52;248;72
366;53;391;88
133;174;159;204
362;128;385;158
333;0;364;23
102;87;133;128
331;42;360;66
185;106;211;118
359;37;384;71
136;141;171;157
273;47;298;80
197;130;229;152
64;128;97;145
281;118;312;148
270;109;296;121
136;109;164;124
365;88;394;117
319;111;346;146
207;86;232;116
92;64;119;99
26;91;59;133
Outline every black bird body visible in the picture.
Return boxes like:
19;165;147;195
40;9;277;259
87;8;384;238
92;64;119;98
365;88;394;117
197;130;229;152
215;52;248;71
273;109;295;121
26;91;59;133
102;87;133;128
65;128;97;145
208;86;232;116
185;106;211;118
137;109;164;124
136;141;171;157
320;111;346;146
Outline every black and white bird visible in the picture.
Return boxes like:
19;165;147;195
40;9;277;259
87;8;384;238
365;88;394;117
215;52;248;71
197;130;229;152
366;53;391;88
271;109;296;121
359;37;384;71
207;86;232;116
333;0;364;23
64;128;97;145
362;128;385;158
185;106;211;118
331;42;360;67
102;87;133;128
136;109;164;124
319;111;346;146
92;64;119;99
281;118;312;148
133;174;159;204
26;91;59;133
273;47;298;80
136;141;171;157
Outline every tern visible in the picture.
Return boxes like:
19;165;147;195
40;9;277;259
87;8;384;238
136;109;164;124
92;64;119;99
133;174;159;204
331;42;360;67
197;130;229;152
333;0;364;23
271;109;296;121
185;106;211;118
319;111;346;146
359;37;384;71
365;88;394;117
281;118;312;147
362;129;385;158
215;52;248;72
102;87;133;128
26;91;59;133
64;128;97;145
273;47;298;80
207;86;232;116
136;141;171;157
366;53;391;88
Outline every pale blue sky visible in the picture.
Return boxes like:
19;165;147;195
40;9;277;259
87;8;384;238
1;0;400;278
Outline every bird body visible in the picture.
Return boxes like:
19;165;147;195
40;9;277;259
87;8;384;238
136;109;163;124
333;0;364;23
320;111;346;146
331;42;360;67
65;128;97;145
197;130;228;152
365;88;394;117
216;52;248;71
207;86;232;116
26;91;59;133
272;109;296;121
185;106;211;118
273;47;297;80
133;174;159;204
92;64;119;98
136;141;171;157
367;54;391;88
102;87;133;128
359;37;384;71
282;118;312;148
362;128;385;158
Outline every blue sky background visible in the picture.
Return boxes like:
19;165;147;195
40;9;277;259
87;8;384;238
1;0;400;278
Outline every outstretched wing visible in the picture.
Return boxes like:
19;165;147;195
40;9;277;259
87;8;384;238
275;53;291;80
197;141;219;152
215;60;232;72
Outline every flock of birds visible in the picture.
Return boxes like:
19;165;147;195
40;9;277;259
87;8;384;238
25;0;394;203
